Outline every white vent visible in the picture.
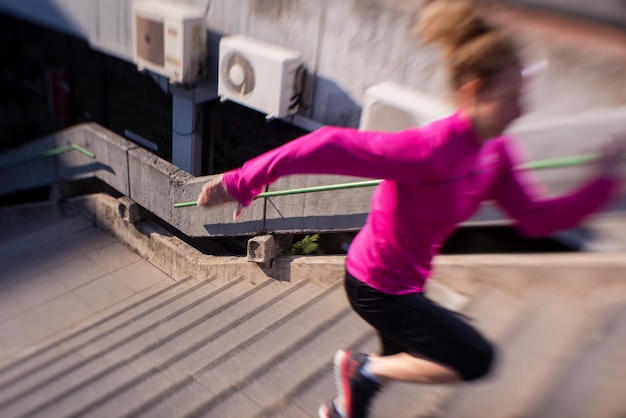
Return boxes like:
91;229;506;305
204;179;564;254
360;81;454;131
218;35;303;118
132;0;207;84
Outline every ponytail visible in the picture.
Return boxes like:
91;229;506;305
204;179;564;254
415;0;520;90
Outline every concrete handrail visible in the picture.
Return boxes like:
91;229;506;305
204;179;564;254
173;179;383;208
1;111;625;238
172;153;623;208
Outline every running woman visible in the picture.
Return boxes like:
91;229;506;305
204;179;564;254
197;1;625;417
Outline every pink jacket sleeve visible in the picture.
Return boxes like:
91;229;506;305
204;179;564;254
222;126;432;206
493;139;618;238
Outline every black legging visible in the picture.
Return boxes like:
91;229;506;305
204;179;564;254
344;270;495;381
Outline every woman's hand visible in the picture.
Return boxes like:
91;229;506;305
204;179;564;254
596;134;626;177
196;175;247;222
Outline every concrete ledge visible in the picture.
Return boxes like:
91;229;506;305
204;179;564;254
60;191;626;338
66;193;347;287
65;193;626;298
432;252;626;302
4;196;625;317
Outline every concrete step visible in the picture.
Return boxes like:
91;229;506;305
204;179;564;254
257;329;379;418
0;276;261;417
0;274;201;387
527;303;626;418
369;283;542;418
0;275;217;398
0;264;377;418
127;283;351;418
0;277;180;371
250;283;539;418
182;308;373;418
436;285;600;418
67;279;326;418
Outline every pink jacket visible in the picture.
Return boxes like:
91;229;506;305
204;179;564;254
223;112;617;294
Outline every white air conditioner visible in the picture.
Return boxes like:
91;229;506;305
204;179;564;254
132;0;207;84
359;81;454;131
218;35;303;118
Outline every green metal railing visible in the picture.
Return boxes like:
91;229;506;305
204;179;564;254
173;152;611;209
520;154;597;170
0;143;96;172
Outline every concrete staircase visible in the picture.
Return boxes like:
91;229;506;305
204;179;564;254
1;200;625;418
0;270;373;418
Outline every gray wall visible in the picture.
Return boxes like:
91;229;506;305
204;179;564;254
0;0;625;128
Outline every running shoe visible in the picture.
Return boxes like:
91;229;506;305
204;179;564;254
333;350;381;418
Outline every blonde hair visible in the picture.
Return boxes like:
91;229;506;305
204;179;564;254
415;0;520;91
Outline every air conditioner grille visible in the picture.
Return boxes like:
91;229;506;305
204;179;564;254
222;52;255;97
135;16;165;66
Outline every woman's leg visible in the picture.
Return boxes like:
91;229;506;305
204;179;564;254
364;335;460;387
328;350;461;418
372;333;462;384
345;272;496;383
323;271;496;418
367;352;462;384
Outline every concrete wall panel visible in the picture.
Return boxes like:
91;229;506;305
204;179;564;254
127;145;179;224
246;0;321;65
171;175;265;237
55;124;132;196
263;174;375;233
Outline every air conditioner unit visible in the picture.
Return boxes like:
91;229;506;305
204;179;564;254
132;0;207;84
218;35;303;118
359;81;454;131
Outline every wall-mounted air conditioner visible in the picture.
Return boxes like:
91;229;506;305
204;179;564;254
132;0;207;84
359;81;454;131
218;35;303;119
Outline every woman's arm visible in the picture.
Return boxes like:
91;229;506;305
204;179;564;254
220;126;434;207
493;138;623;238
